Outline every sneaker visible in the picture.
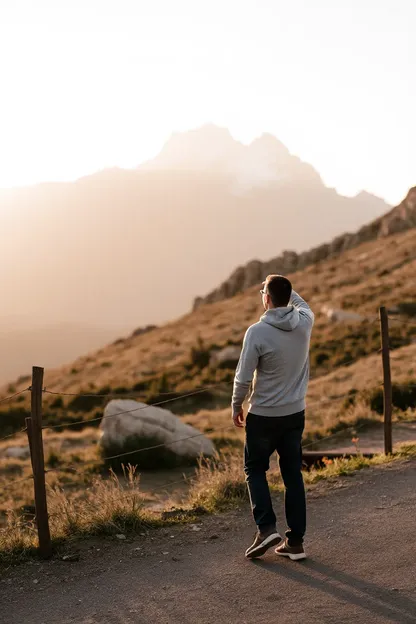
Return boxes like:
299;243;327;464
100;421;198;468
245;530;282;559
275;538;306;561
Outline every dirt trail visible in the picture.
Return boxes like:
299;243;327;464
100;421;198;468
1;460;415;624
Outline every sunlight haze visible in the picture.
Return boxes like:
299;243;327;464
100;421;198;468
0;0;414;204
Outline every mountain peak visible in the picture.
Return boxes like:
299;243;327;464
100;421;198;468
141;124;321;188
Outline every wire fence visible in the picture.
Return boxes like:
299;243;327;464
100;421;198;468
1;308;416;502
41;382;232;432
1;402;410;497
2;416;398;497
42;383;226;399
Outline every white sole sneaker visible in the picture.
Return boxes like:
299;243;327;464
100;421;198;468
275;548;306;561
245;533;282;559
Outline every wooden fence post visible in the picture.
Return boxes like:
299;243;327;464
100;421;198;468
379;307;393;455
29;366;52;558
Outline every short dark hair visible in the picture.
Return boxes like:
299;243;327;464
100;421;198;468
264;275;292;307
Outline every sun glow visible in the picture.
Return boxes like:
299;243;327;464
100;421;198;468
0;0;414;204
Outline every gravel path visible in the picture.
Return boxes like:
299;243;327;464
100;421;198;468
1;460;415;624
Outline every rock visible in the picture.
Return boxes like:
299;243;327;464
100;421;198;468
99;400;216;463
131;324;157;338
209;345;241;368
321;306;364;323
209;534;219;540
62;553;80;562
4;446;30;460
116;534;126;540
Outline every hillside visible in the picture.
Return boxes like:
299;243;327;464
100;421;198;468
2;223;415;436
194;186;416;308
1;224;415;524
0;125;390;383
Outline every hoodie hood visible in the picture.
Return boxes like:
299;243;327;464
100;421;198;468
260;306;300;331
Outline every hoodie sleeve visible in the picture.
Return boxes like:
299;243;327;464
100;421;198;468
232;326;260;416
290;290;314;325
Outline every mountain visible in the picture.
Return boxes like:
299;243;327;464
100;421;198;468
0;125;390;354
194;186;416;308
141;124;322;190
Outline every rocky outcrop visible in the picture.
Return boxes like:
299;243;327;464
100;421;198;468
193;187;416;309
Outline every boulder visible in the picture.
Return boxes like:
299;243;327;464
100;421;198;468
4;446;30;459
321;305;363;323
209;346;241;368
99;400;216;466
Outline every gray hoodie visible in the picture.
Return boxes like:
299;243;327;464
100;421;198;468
232;291;314;417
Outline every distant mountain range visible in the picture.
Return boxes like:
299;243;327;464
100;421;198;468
0;124;393;379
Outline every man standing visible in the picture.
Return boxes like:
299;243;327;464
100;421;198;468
232;275;314;560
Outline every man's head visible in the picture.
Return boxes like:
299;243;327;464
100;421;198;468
260;274;292;310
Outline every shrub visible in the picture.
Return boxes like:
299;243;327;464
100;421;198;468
46;449;62;469
50;397;64;409
67;394;104;413
396;301;416;317
313;351;329;366
149;373;170;397
189;337;211;370
366;381;416;414
132;380;150;393
0;407;29;437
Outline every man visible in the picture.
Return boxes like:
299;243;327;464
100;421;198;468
232;274;314;560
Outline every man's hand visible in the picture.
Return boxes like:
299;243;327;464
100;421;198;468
232;410;245;428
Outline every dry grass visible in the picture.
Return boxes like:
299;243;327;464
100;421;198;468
1;441;415;564
1;374;415;518
188;443;416;514
0;467;172;564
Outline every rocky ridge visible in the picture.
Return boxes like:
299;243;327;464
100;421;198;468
193;186;416;309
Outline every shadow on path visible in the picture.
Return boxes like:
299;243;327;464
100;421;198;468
253;558;416;623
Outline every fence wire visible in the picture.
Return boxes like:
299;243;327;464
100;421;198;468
0;388;29;405
0;427;28;444
387;316;416;328
41;382;232;431
1;475;33;492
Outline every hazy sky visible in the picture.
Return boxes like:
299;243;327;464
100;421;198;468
0;0;414;204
